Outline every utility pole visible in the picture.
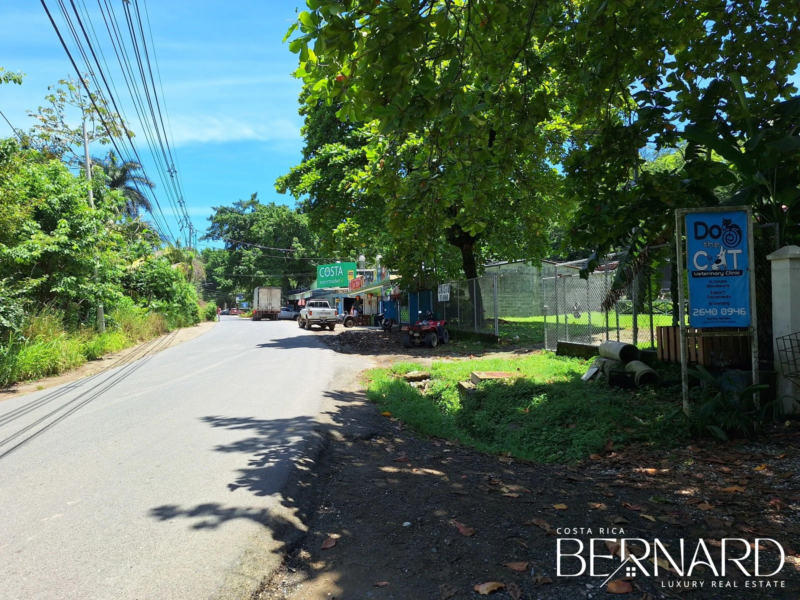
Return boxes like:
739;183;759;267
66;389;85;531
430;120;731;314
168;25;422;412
83;121;106;333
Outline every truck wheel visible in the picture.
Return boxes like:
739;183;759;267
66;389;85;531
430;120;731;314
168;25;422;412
298;318;306;329
441;329;450;344
402;333;413;348
344;317;354;328
425;332;438;348
293;315;300;321
328;324;335;331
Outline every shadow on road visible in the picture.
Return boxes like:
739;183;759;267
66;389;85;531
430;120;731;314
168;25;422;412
146;386;383;596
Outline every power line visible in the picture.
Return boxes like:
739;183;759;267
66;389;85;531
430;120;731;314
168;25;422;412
41;0;176;242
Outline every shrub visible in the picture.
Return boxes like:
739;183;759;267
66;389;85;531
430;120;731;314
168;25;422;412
684;365;778;440
81;331;129;360
108;302;168;342
203;303;218;321
14;336;85;381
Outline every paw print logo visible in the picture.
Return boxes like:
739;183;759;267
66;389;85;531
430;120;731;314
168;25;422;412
625;566;637;578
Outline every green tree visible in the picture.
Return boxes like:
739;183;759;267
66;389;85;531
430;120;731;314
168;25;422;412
285;1;573;284
202;196;321;299
26;76;131;167
93;150;155;217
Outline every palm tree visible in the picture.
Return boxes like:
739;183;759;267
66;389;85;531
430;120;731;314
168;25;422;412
93;151;155;217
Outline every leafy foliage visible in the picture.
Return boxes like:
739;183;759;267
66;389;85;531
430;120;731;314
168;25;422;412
685;366;778;441
202;195;321;303
26;76;131;167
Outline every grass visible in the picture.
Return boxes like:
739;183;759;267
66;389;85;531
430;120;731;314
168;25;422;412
365;352;688;463
451;313;677;348
0;304;171;387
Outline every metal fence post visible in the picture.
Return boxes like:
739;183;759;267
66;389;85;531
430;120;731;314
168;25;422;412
632;271;639;346
649;265;655;348
493;274;499;337
586;275;592;343
456;282;460;327
473;279;478;332
554;266;560;345
604;258;610;341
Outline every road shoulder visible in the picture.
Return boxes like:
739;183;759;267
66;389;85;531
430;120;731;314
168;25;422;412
0;321;217;402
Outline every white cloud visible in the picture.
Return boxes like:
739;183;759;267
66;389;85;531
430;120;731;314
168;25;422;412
159;115;301;146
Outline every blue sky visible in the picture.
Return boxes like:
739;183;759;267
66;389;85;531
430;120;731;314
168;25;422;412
0;0;306;248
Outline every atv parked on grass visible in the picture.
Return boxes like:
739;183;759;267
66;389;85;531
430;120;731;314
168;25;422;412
402;311;450;348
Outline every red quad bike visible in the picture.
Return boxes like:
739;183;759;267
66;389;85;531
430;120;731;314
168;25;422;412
402;311;450;348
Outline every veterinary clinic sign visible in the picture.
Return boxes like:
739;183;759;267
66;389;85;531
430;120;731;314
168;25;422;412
317;262;357;288
686;210;751;327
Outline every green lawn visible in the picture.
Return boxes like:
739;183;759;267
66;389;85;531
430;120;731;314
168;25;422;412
366;352;687;463
447;312;677;347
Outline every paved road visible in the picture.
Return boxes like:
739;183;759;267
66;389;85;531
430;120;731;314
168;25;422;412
0;318;356;600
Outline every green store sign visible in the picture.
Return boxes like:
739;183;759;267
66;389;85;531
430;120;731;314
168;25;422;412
317;262;357;288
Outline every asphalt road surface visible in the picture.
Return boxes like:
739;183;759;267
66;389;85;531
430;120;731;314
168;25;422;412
0;317;357;600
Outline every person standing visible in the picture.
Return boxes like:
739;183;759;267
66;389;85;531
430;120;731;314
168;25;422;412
216;306;221;322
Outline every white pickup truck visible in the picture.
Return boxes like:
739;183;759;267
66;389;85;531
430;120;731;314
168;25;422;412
298;300;337;331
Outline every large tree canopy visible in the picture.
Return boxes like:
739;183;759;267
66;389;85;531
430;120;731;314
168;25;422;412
287;0;800;269
202;196;322;302
284;1;573;283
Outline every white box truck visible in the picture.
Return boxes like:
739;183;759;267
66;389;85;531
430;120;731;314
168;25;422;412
251;286;281;321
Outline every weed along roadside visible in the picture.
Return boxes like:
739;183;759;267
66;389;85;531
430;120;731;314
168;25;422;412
364;351;687;463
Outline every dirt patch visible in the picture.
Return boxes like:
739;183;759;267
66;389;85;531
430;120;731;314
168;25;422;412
314;327;539;363
257;395;800;600
0;321;216;402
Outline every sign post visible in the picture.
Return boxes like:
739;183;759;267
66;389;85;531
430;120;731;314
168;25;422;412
676;207;758;413
438;284;451;302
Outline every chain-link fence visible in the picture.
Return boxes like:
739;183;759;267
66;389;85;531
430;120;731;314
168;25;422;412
541;250;673;351
422;225;777;355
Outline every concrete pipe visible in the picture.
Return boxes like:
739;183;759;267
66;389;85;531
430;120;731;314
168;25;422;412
598;340;640;364
591;357;624;377
625;360;660;388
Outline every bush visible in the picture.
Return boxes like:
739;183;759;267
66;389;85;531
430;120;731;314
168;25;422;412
203;303;218;321
81;331;129;360
108;301;168;342
14;336;86;381
684;365;779;440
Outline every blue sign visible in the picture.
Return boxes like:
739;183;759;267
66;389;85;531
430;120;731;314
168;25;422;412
686;210;750;327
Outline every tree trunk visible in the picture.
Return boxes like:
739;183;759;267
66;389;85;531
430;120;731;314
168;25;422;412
447;224;484;329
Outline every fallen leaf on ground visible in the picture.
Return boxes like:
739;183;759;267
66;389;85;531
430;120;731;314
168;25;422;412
607;579;634;594
606;540;621;556
393;455;409;462
588;502;606;510
527;518;556;534
374;581;389;587
439;584;459;600
533;575;553;586
754;464;768;471
452;520;476;537
623;502;642;511
507;582;523;600
770;497;787;511
504;561;529;572
380;411;392;417
651;557;672;571
697;502;713;511
610;515;630;524
721;486;746;493
474;582;505;595
321;537;337;549
553;503;568;510
590;454;602;460
503;493;520;498
641;514;656;522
